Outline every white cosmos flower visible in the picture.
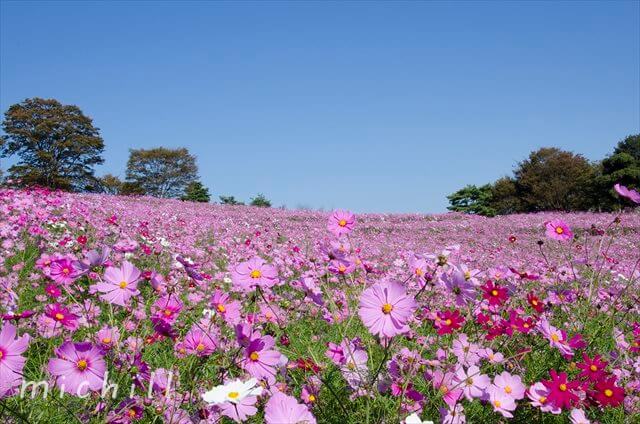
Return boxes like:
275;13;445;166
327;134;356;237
202;378;263;405
404;413;434;424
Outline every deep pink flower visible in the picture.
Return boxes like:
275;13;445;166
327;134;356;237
327;210;355;237
49;258;80;285
44;303;79;331
264;390;316;424
576;353;608;381
0;323;30;397
48;341;106;396
178;327;217;357
542;370;580;410
92;261;141;306
231;257;278;292
359;281;417;338
435;309;465;335
545;220;573;241
152;294;183;324
589;376;624;407
481;280;508;306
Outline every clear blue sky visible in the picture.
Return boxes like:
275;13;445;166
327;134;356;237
1;1;639;213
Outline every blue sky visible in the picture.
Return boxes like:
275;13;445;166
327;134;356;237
1;1;638;213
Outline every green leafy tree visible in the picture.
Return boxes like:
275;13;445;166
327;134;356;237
125;147;198;198
489;177;523;215
446;184;495;216
219;195;244;205
181;181;210;202
0;98;105;190
96;174;123;195
250;193;272;208
514;147;596;211
594;134;640;209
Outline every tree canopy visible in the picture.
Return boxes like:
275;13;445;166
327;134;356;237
181;181;210;202
125;147;198;198
0;98;105;190
250;193;272;208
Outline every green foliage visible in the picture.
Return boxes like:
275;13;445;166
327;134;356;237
125;147;198;198
219;195;244;205
250;193;272;208
95;173;123;195
594;135;640;210
514;147;596;212
446;184;495;216
181;181;210;202
0;98;105;190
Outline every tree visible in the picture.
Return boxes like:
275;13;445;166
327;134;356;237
181;181;210;202
594;134;640;209
0;98;105;190
489;177;523;215
250;193;272;208
96;174;123;195
514;147;596;211
125;147;198;198
219;195;244;205
446;184;495;216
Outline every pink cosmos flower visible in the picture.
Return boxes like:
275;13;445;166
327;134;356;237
614;183;640;204
208;290;241;325
358;281;417;338
95;326;120;351
264;390;316;424
327;210;355;237
488;383;517;418
570;408;591;424
179;327;217;357
49;258;80;285
44;303;79;331
453;365;490;401
493;371;526;400
0;323;30;397
242;335;281;384
92;261;141;306
527;382;561;414
47;341;106;396
431;370;463;408
537;317;574;357
152;294;183;324
545;219;573;241
231;257;278;292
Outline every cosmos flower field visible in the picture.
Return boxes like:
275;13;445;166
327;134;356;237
0;187;639;423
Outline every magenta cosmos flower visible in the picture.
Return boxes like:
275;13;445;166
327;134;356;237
264;390;316;424
231;257;277;292
242;335;282;384
545;219;573;241
92;261;141;306
359;281;417;338
327;210;356;237
0;323;30;397
49;258;80;285
48;341;106;396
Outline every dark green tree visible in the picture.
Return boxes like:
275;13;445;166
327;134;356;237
446;184;495;216
250;193;272;208
594;134;640;209
181;181;210;202
489;177;523;215
0;98;105;190
219;195;244;205
125;147;198;198
96;174;123;195
514;147;595;211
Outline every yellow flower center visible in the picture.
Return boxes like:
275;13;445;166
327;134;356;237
217;304;226;313
559;383;567;392
381;303;393;314
465;378;474;386
62;268;70;275
164;309;173;317
539;396;547;404
532;299;538;305
590;365;598;372
77;359;88;371
551;334;560;342
338;264;346;273
604;389;613;397
119;281;127;288
0;351;3;359
504;386;512;394
338;219;347;227
250;352;260;361
250;269;262;279
491;289;499;296
464;271;471;280
128;409;137;418
196;343;205;352
228;391;239;399
347;361;355;370
415;268;423;276
493;400;502;408
54;313;64;321
555;226;564;234
445;319;452;326
102;337;112;344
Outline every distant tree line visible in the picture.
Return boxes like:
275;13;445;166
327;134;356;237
447;135;639;216
0;98;271;207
